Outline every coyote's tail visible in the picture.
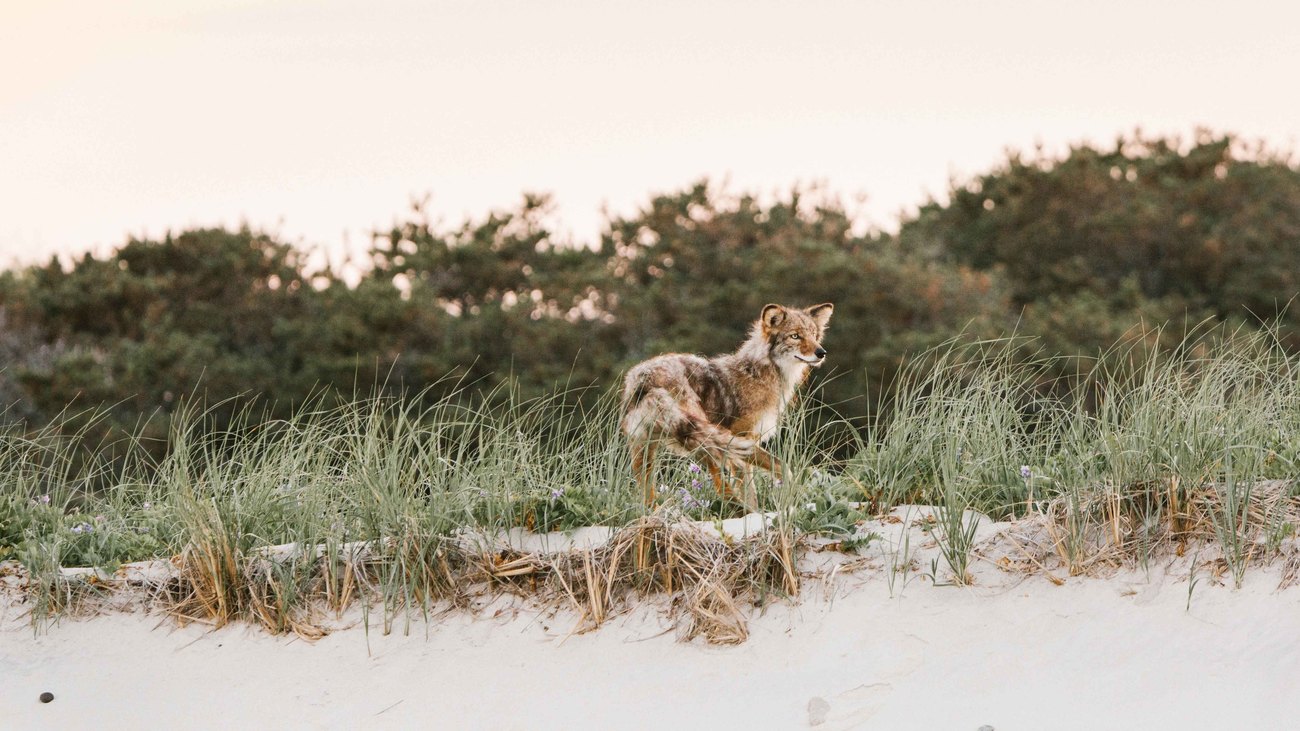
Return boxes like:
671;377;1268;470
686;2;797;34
622;386;754;465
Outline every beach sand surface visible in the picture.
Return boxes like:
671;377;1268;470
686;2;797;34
4;512;1299;730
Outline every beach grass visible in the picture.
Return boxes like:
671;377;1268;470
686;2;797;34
5;324;1300;635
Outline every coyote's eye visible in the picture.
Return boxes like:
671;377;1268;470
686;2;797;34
790;334;801;340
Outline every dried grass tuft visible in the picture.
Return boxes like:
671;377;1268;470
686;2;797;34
165;544;329;639
975;478;1300;583
153;515;800;644
476;515;799;644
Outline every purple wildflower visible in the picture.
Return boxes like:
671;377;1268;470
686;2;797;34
71;522;93;534
679;487;703;510
39;494;51;505
550;487;565;501
142;501;152;510
688;463;702;475
1020;465;1032;479
690;479;702;491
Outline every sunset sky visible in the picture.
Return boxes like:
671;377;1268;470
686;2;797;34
3;0;1298;269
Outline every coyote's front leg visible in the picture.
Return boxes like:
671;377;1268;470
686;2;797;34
736;445;783;511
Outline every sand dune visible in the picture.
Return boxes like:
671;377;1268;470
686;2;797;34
5;510;1299;730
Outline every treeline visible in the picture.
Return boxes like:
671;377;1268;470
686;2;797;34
2;130;1299;451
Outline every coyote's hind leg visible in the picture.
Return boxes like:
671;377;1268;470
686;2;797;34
746;445;783;481
631;440;659;507
705;459;730;501
709;457;759;511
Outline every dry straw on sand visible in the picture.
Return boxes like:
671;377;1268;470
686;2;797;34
151;513;800;644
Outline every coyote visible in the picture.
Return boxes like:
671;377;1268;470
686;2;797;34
621;302;833;508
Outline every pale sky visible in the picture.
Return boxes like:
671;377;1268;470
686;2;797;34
3;0;1299;271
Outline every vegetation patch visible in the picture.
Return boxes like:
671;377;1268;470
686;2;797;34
5;325;1300;641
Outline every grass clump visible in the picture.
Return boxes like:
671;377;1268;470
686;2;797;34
5;323;1300;639
847;324;1300;584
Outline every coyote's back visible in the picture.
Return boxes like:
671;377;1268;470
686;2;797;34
621;302;833;507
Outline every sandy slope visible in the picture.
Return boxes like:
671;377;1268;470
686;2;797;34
4;513;1300;730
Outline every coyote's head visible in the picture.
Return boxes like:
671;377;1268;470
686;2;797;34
761;303;833;368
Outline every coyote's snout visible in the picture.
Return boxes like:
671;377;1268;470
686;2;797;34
621;302;833;508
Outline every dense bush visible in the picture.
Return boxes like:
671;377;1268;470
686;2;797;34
0;131;1297;448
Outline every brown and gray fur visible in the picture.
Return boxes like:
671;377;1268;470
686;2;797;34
621;303;833;508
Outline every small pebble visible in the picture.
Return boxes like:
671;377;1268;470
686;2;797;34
39;692;54;703
977;726;994;731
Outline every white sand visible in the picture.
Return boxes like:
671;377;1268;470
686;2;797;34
5;511;1300;730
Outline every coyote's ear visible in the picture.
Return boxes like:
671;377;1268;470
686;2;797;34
761;304;786;330
806;303;833;329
